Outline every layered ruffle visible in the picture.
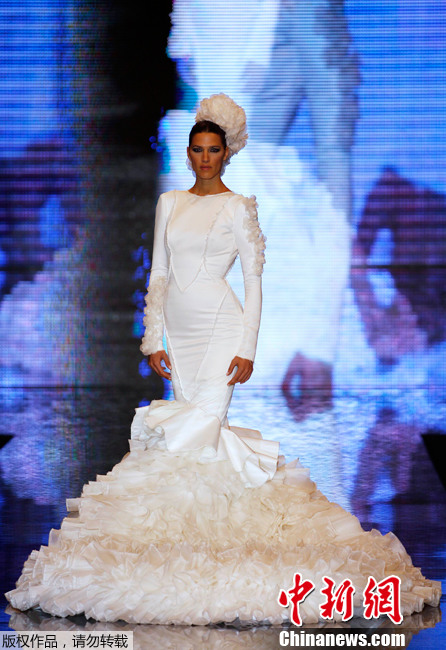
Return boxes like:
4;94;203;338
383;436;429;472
242;195;266;276
132;400;279;488
139;276;167;356
6;405;441;625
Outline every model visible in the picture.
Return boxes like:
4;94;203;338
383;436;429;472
6;94;441;625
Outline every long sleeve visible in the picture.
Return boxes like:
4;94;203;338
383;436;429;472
233;195;266;362
140;193;171;356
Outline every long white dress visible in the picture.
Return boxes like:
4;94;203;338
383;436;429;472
6;191;441;625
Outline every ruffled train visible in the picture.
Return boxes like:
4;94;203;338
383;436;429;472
6;401;441;625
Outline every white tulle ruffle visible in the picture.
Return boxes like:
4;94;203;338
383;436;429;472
5;404;441;625
242;195;266;275
140;276;167;356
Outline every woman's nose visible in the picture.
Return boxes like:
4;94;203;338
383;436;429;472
202;148;210;162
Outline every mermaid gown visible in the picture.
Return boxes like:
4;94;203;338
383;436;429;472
6;191;441;625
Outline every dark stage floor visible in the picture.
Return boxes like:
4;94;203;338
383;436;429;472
0;386;445;648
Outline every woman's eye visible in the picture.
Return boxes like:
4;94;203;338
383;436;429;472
210;148;220;153
192;147;202;153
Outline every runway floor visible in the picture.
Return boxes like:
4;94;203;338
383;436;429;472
0;386;444;648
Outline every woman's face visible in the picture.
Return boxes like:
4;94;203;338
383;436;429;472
187;132;229;181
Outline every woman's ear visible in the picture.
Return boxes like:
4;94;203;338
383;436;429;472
224;146;230;161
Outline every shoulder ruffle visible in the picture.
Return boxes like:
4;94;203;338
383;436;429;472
241;195;266;276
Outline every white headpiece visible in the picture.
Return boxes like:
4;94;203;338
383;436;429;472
194;93;248;162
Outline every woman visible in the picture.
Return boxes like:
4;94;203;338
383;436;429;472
6;94;440;625
138;93;278;488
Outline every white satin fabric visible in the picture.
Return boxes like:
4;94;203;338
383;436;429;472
134;402;279;488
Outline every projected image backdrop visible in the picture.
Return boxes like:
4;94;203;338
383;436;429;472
0;0;92;386
0;1;135;387
155;0;446;395
0;1;444;394
0;0;445;564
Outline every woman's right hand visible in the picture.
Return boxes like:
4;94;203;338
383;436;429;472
148;350;172;380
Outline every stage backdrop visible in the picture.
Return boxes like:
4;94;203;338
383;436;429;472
0;0;444;393
144;0;446;396
0;0;445;544
0;1;444;412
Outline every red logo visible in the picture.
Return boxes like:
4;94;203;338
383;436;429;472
278;572;315;626
363;575;403;624
320;577;355;622
278;574;402;625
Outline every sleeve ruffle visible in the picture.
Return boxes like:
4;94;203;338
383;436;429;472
242;195;266;275
140;276;167;356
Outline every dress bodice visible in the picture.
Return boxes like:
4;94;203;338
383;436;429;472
140;189;266;361
167;191;239;290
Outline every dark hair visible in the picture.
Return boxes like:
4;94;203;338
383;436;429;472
189;120;227;148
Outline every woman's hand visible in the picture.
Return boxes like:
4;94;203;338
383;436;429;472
226;356;253;385
148;350;172;380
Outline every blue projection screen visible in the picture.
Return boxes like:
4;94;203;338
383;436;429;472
155;0;446;394
0;0;445;394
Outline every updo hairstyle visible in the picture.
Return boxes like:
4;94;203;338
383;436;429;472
189;120;227;149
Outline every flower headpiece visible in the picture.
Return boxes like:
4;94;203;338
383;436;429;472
195;93;248;161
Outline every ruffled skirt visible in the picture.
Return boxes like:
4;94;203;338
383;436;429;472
6;403;441;625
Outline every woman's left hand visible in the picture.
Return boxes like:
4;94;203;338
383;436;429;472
226;356;254;385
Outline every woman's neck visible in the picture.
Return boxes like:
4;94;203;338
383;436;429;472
188;179;231;196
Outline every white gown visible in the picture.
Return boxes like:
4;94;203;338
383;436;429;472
6;191;441;625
